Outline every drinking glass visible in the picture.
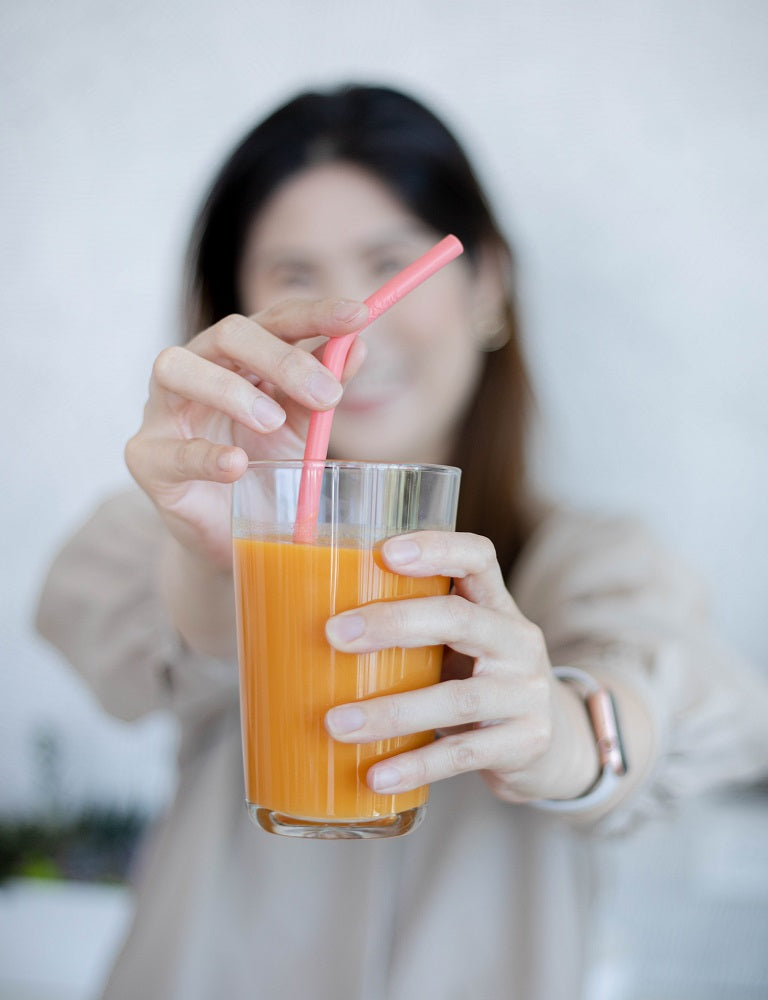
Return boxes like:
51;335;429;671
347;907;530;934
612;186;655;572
233;460;461;839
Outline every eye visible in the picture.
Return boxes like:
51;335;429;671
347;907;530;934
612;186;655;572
370;253;412;280
276;266;312;287
269;263;317;293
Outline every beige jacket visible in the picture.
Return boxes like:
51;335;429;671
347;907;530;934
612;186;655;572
36;491;768;1000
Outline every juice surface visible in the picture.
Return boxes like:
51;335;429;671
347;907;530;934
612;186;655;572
234;536;449;821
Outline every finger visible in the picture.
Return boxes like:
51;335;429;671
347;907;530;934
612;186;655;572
381;531;517;612
365;724;537;794
254;297;369;343
325;593;516;661
185;315;346;411
150;347;287;431
335;336;368;383
325;673;540;743
235;336;367;414
126;434;249;489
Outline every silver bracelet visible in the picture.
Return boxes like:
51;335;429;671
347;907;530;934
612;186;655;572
530;666;628;813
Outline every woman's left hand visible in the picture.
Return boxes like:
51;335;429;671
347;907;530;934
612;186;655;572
324;530;600;805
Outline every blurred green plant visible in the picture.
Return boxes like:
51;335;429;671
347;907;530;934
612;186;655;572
0;807;149;884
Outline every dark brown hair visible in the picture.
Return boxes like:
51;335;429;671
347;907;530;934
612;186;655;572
184;84;537;577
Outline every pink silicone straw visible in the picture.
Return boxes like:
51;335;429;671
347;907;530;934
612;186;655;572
293;234;464;542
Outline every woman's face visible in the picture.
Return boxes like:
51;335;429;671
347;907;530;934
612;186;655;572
238;161;498;464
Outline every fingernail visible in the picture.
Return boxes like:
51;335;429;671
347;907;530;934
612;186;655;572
383;538;421;566
371;766;402;793
307;370;342;406
251;396;285;429
325;613;365;644
333;300;368;323
326;705;366;736
217;450;235;472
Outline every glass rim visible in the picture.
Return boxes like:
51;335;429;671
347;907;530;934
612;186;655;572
241;460;461;475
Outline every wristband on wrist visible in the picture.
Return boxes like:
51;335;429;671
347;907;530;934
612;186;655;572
531;666;628;813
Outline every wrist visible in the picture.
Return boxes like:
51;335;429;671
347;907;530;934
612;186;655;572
539;670;603;800
531;667;629;814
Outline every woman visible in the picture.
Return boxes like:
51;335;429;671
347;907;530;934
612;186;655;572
37;84;768;1000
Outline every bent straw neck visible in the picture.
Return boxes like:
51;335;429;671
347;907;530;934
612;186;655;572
294;235;464;542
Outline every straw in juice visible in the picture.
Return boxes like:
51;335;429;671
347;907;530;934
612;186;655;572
293;234;463;541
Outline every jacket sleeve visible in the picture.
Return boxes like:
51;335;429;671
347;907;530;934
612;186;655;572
510;507;768;834
35;490;240;737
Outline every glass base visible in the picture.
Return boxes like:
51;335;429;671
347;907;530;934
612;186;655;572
247;802;426;840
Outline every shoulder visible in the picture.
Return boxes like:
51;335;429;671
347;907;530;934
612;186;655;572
514;504;656;576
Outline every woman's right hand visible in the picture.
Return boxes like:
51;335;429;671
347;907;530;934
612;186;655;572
125;298;369;571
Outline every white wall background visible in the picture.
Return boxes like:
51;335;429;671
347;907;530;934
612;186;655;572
6;0;765;815
1;1;767;994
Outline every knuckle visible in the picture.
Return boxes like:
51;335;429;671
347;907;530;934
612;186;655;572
410;753;431;787
123;434;144;478
152;346;184;384
173;438;210;480
256;298;295;324
123;433;138;469
273;343;311;384
208;365;240;410
172;439;191;478
475;533;498;568
377;600;411;637
383;694;405;732
446;680;482;724
528;719;552;759
207;313;249;356
518;619;544;655
445;594;472;633
213;313;247;345
446;737;481;774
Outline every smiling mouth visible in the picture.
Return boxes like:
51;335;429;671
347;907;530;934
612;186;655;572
338;385;404;413
338;368;409;411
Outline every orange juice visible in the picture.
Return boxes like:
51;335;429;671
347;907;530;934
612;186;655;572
234;536;449;823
